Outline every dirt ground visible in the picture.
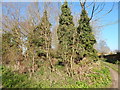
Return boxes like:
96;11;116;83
109;67;119;88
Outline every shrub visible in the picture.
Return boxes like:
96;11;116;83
2;66;32;88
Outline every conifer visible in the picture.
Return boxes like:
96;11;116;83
77;9;98;60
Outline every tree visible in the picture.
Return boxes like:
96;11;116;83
57;1;75;76
33;10;53;69
2;32;14;64
2;2;53;74
32;10;51;55
76;8;98;61
97;40;110;55
26;10;52;72
79;0;114;22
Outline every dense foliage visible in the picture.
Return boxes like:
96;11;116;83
2;61;111;88
57;2;75;61
57;2;76;76
76;9;98;60
28;10;51;58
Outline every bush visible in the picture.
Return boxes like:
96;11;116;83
2;66;32;88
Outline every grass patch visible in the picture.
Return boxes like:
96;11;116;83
88;65;111;88
2;66;42;88
2;61;112;88
101;61;120;74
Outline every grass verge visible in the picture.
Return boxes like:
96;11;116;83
101;61;120;74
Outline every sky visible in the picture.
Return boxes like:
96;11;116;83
69;2;118;51
98;2;118;51
2;1;119;51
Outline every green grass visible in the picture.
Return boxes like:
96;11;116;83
88;65;112;88
1;66;42;88
101;61;120;74
2;61;112;88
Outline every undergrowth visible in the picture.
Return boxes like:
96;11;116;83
2;66;42;88
2;60;112;88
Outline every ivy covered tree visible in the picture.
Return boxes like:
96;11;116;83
26;10;52;73
57;1;75;75
77;9;98;61
28;10;51;58
40;10;52;57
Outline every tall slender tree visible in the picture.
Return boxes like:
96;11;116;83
30;10;53;70
77;9;98;61
33;10;51;57
57;1;75;76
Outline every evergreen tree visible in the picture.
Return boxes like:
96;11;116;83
26;10;52;73
32;10;52;58
77;9;98;60
57;1;75;74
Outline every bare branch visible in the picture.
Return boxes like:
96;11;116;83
79;0;87;10
85;2;94;9
83;0;87;6
89;2;96;21
93;2;115;22
94;2;105;16
94;3;100;12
